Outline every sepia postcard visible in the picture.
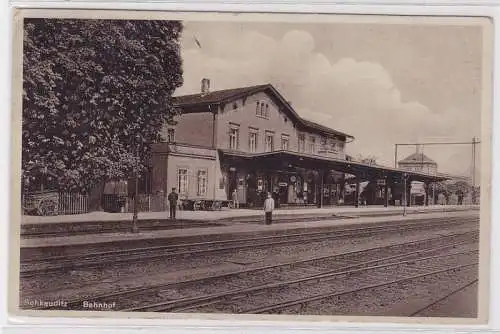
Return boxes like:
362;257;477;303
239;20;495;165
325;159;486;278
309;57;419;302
8;9;494;325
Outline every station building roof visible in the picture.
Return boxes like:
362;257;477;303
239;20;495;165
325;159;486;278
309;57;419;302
398;152;438;166
219;149;450;184
173;83;354;141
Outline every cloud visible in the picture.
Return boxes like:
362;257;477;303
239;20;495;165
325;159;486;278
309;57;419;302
178;27;478;179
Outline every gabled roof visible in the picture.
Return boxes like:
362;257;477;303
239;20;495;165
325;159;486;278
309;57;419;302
173;84;354;140
398;152;437;165
173;84;270;106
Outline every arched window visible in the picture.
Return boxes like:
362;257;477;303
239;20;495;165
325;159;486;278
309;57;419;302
256;101;260;115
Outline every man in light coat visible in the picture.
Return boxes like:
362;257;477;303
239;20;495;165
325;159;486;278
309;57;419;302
263;192;275;225
232;189;239;209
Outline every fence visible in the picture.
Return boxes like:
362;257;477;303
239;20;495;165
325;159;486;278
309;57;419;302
21;192;89;216
58;193;89;215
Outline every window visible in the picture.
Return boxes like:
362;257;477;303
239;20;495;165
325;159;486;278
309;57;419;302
281;135;289;151
167;128;175;143
320;137;327;150
256;101;270;119
249;130;258;153
338;142;345;152
265;132;274;152
309;136;316;154
229;126;239;150
177;168;189;194
197;170;208;196
332;142;338;152
298;134;306;153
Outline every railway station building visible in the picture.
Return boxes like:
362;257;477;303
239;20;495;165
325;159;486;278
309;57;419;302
149;79;448;208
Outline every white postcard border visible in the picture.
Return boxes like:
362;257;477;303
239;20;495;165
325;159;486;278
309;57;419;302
2;1;500;334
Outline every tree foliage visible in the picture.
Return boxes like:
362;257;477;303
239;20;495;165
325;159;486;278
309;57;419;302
22;19;183;192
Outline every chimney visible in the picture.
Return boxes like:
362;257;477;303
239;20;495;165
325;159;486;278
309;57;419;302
201;78;210;94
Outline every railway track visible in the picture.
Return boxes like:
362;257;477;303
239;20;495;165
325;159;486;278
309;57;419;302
240;261;478;315
125;242;479;313
26;229;478;311
20;217;478;277
408;278;478;317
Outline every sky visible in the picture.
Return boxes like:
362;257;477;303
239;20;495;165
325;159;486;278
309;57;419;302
174;18;488;180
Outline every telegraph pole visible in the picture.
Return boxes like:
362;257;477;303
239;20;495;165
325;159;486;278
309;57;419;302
472;137;476;187
394;144;398;168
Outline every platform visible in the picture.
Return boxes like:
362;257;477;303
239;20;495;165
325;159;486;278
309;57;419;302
20;208;479;249
21;204;478;225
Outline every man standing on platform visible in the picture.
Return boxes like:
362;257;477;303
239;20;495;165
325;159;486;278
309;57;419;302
168;187;179;220
264;192;275;225
232;189;239;209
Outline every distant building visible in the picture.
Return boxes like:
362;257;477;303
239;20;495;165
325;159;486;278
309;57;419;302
398;149;438;175
398;148;438;205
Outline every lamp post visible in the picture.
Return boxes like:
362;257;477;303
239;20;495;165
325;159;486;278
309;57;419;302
402;178;407;216
131;147;139;233
131;135;142;233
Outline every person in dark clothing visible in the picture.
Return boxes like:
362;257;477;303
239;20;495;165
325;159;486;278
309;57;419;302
168;188;179;220
272;190;280;209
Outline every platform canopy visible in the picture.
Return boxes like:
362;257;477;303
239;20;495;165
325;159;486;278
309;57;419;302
219;149;450;184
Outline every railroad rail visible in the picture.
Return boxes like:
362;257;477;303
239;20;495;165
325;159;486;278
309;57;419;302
241;262;478;315
125;245;479;313
408;278;478;317
25;229;478;311
20;216;478;277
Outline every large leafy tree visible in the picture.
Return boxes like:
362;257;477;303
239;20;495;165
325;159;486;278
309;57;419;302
22;19;183;204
